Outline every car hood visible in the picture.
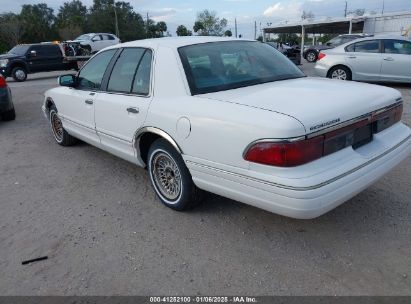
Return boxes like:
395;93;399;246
197;77;402;134
0;53;20;60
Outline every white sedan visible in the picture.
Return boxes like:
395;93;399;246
42;37;411;219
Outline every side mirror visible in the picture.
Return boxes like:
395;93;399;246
29;50;37;57
326;42;332;46
59;74;77;87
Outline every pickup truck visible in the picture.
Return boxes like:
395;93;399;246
0;43;79;82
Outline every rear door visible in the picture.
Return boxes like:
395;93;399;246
345;39;383;81
91;35;105;51
94;48;153;163
380;39;411;82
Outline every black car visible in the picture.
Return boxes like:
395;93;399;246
303;34;372;62
0;43;77;82
265;42;301;65
0;75;15;121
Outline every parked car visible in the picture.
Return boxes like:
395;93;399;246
303;34;371;62
70;33;120;54
265;42;301;65
42;37;411;219
315;35;411;83
0;43;77;82
0;75;15;121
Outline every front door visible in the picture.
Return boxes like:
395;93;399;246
95;48;153;163
59;49;117;144
380;39;411;82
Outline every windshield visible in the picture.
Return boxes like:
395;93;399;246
75;34;92;41
179;41;305;95
8;45;30;56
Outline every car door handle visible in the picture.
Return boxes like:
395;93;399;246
85;99;93;105
127;107;139;114
383;57;394;61
347;56;356;59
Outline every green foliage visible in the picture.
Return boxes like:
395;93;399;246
0;13;23;50
176;25;192;36
56;0;88;40
193;10;227;36
20;3;57;43
224;30;232;37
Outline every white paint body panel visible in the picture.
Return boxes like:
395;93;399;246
44;37;411;219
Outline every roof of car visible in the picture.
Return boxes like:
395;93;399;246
332;34;411;49
106;36;254;50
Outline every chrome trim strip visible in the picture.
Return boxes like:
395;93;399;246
189;134;411;192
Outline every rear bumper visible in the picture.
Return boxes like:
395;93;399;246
314;63;328;78
186;125;411;219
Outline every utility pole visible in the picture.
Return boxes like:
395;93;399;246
146;12;149;38
254;21;257;40
382;0;385;14
235;18;238;38
344;0;348;17
114;5;120;39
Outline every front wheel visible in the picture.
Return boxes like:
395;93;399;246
328;66;352;81
148;138;201;211
305;51;318;62
11;67;27;82
49;106;77;146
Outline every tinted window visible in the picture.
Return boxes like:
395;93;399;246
40;45;61;56
132;50;152;95
78;49;116;90
8;45;30;56
384;40;411;55
179;41;304;95
345;44;355;52
103;35;115;40
107;48;145;93
352;40;380;53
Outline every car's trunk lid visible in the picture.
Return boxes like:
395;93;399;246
198;77;402;135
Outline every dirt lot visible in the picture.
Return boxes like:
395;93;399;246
0;64;410;295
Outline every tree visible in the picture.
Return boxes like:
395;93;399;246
257;35;263;42
224;30;232;37
20;3;56;43
301;10;315;20
348;9;365;16
193;10;227;36
156;21;167;37
0;13;23;48
56;0;88;40
176;25;192;36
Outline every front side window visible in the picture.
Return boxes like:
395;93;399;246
179;41;304;95
384;40;411;55
77;49;116;90
107;48;145;93
351;40;380;53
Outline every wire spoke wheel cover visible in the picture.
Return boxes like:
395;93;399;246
51;111;63;142
331;69;347;80
151;151;182;202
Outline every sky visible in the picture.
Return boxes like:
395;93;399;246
1;0;411;38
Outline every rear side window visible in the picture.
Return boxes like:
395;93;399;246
131;50;152;95
346;40;380;53
78;49;116;90
104;35;115;40
107;48;146;93
384;40;411;55
42;45;61;56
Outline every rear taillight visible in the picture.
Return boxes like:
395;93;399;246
244;103;403;167
0;76;6;88
317;52;326;61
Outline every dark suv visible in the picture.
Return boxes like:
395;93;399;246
0;43;77;82
303;34;372;62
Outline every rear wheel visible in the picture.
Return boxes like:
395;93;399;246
306;51;317;62
11;67;27;82
49;105;77;146
2;108;15;121
147;138;201;211
328;66;352;81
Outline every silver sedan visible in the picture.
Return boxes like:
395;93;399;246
315;35;411;83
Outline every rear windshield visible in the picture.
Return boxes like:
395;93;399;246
8;45;30;56
179;41;305;95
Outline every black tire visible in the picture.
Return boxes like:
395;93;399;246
11;66;27;82
49;105;77;146
305;50;318;63
2;107;15;121
328;66;352;81
148;138;201;211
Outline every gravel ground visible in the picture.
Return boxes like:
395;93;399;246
0;65;410;296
